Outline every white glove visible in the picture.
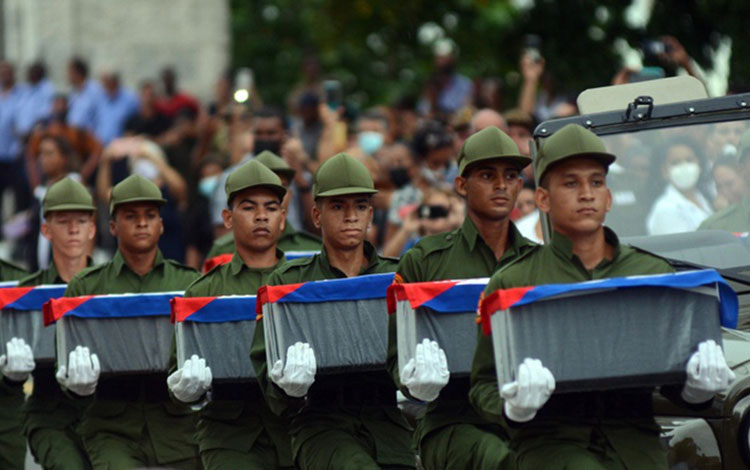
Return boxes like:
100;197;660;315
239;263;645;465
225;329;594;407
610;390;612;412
400;339;450;402
681;339;736;404
55;345;100;397
0;337;35;382
167;354;212;403
500;358;555;423
270;342;316;398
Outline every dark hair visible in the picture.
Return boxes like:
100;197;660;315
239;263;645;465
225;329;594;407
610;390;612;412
69;57;88;78
357;109;389;131
411;121;452;159
39;135;75;160
255;106;288;130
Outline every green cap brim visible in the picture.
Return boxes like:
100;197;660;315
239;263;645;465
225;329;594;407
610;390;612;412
43;203;95;216
460;154;532;176
315;187;378;198
538;152;616;181
110;196;167;215
273;168;297;181
227;183;287;205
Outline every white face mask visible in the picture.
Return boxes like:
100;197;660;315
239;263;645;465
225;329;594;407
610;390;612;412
669;161;700;191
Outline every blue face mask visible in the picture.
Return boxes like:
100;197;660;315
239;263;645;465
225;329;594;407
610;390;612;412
358;131;384;156
198;175;220;198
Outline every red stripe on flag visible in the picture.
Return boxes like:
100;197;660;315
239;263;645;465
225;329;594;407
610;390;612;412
479;286;533;335
255;283;305;315
0;287;34;309
171;297;216;323
43;296;95;326
202;254;233;273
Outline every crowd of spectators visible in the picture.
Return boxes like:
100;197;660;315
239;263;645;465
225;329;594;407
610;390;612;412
0;36;745;272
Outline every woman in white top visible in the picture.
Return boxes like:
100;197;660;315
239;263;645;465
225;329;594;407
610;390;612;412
646;137;713;235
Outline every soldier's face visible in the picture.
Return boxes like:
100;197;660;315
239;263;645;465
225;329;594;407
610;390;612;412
455;160;522;221
313;195;373;250
223;187;285;254
42;211;95;259
536;158;611;236
109;203;163;253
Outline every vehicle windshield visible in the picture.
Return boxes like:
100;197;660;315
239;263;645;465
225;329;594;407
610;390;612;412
599;119;749;241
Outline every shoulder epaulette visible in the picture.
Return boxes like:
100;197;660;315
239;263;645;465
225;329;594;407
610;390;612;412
498;244;541;273
412;229;461;257
164;259;199;272
274;255;315;274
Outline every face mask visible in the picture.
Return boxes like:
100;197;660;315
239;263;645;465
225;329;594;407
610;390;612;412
421;165;446;186
198;175;220;198
132;158;160;181
389;167;410;188
669;161;701;190
254;139;281;155
357;131;384;156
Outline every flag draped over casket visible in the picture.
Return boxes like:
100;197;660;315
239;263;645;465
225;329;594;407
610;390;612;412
45;292;182;376
171;296;257;382
203;250;318;273
479;269;736;393
257;273;394;375
387;278;488;377
0;285;66;363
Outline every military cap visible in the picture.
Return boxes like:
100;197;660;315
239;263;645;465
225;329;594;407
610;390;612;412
314;153;377;198
457;126;531;175
109;174;166;215
255;150;296;181
504;108;535;131
738;129;750;161
226;159;286;205
536;123;616;181
43;177;95;216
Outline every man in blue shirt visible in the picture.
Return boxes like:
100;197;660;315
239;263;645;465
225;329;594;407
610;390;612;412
67;57;102;132
17;62;56;138
0;61;30;218
94;72;139;145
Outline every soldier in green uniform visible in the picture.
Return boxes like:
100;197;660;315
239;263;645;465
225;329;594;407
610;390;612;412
56;174;202;469
469;124;735;469
700;129;750;232
204;150;320;265
387;126;535;469
251;153;415;469
17;178;96;469
167;159;294;469
0;258;27;470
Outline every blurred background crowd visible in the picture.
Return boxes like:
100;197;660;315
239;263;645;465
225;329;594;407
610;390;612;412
0;0;748;272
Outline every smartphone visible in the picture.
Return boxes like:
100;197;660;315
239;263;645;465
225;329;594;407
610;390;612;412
628;66;666;83
323;80;343;110
523;34;543;63
642;39;672;57
234;68;253;103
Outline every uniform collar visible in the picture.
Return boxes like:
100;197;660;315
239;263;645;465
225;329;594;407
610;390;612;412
113;249;165;276
280;220;295;240
550;226;622;264
319;241;379;276
47;257;94;284
460;215;531;254
229;249;286;275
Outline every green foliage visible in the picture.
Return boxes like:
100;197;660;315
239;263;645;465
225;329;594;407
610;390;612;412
231;0;747;110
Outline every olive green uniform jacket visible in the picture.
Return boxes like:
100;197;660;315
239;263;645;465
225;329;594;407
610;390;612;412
206;222;321;259
19;262;91;470
251;242;415;469
0;260;28;470
699;196;750;232
389;218;535;469
64;250;201;468
177;251;293;469
470;228;707;469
